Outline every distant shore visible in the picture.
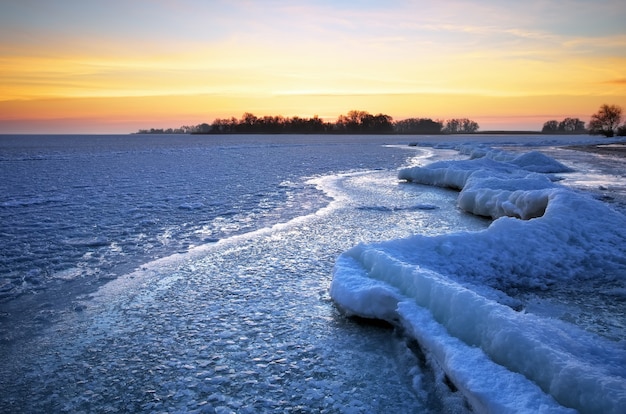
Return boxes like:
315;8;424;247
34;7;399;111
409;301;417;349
566;142;626;158
479;130;541;135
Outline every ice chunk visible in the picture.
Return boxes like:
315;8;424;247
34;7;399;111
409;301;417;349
332;145;626;413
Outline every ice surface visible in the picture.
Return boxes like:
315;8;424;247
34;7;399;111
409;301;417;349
0;165;488;413
1;134;406;301
332;144;626;413
1;135;488;413
2;134;624;413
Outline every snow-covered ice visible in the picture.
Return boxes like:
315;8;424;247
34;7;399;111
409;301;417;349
331;142;626;413
1;134;488;413
1;134;624;413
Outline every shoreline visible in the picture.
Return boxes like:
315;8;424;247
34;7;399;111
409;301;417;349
566;142;626;158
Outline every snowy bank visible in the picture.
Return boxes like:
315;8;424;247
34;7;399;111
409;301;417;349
330;146;626;413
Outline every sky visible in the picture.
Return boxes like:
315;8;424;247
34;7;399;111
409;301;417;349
1;0;625;133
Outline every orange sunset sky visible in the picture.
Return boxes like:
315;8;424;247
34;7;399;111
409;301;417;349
1;0;625;134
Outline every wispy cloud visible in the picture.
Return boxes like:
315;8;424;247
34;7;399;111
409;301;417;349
604;78;626;85
1;0;625;132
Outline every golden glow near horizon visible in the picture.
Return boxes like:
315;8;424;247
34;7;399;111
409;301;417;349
1;0;625;133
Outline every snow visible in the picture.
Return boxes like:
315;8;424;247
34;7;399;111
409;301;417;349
331;144;626;413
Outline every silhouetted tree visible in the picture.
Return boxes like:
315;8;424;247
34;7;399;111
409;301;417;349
334;110;393;133
542;118;586;134
443;118;461;134
292;115;329;133
139;111;483;135
196;123;211;134
589;104;623;137
443;118;479;134
394;118;443;134
542;120;559;133
210;118;234;133
463;119;479;133
558;117;585;133
336;110;365;133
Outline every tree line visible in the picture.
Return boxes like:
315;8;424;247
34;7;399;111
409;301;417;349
542;104;626;137
137;104;626;136
541;118;586;134
136;110;480;135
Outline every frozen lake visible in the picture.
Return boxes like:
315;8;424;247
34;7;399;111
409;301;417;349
1;134;624;412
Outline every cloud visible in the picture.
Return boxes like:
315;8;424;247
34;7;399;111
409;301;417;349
605;78;626;85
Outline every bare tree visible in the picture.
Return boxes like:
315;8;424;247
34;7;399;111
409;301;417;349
443;119;460;134
460;118;479;133
589;104;623;137
443;118;479;134
394;118;443;134
558;117;585;133
542;120;559;133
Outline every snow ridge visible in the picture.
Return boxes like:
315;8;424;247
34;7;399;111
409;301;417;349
331;145;626;413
